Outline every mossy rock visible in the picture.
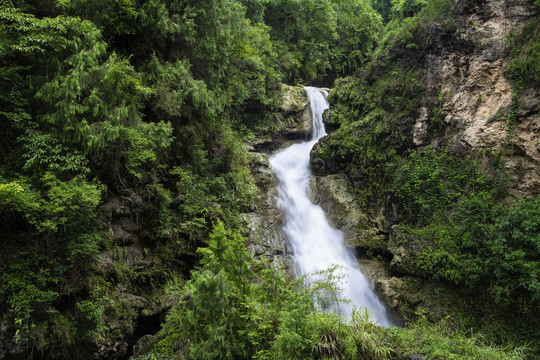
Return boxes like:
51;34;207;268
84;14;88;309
280;84;308;113
310;174;388;252
387;226;425;276
360;259;454;324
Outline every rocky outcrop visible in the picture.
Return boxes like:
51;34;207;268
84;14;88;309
310;174;388;254
0;320;25;360
309;172;454;320
241;85;317;272
90;198;169;359
360;259;454;322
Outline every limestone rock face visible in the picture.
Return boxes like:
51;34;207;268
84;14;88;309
133;334;158;358
387;227;425;276
281;83;309;113
242;84;321;272
308;173;452;322
85;198;168;359
422;0;539;197
282;84;312;139
413;107;429;146
0;319;26;360
307;0;540;326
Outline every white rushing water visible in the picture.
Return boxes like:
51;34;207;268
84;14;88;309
270;87;393;327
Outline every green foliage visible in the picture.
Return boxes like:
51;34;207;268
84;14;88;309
0;4;77;54
264;0;382;82
20;131;90;176
0;252;61;338
380;145;539;311
3;0;536;357
240;0;268;23
0;172;103;233
76;284;108;338
391;147;494;224
372;0;454;59
312;65;423;208
0;171;106;345
227;20;282;108
371;0;393;23
143;222;526;360
391;0;427;20
149;222;399;360
507;16;540;88
155;222;271;359
303;309;394;360
387;314;527;360
312;0;538;354
35;48;154;153
484;197;540;303
268;0;339;81
54;0;138;39
399;180;539;311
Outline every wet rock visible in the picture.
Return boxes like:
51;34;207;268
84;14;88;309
0;319;26;360
242;150;293;271
281;84;309;113
310;174;388;253
109;224;138;245
251;84;311;153
96;340;128;359
242;213;287;257
482;46;499;62
388;228;424;276
100;197;130;220
247;152;274;190
91;193;167;360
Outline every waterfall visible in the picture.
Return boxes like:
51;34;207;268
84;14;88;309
270;87;393;327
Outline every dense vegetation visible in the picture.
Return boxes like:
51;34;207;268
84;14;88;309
0;0;538;359
312;0;540;354
135;222;525;360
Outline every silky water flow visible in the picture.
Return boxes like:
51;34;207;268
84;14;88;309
270;87;393;327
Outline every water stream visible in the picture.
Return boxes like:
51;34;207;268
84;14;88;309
270;87;393;327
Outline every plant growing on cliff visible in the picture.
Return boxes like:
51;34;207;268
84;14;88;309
506;14;540;87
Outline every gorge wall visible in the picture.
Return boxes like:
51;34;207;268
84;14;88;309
309;0;539;321
418;0;539;196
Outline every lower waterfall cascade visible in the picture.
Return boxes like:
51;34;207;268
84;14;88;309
270;87;393;327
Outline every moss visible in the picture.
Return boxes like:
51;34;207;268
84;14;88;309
506;15;540;89
311;63;424;210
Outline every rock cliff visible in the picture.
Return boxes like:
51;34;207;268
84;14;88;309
417;0;539;196
310;0;539;321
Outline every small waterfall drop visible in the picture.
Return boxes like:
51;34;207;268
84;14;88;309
270;87;392;327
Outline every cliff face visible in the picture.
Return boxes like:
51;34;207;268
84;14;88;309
417;0;539;196
310;0;539;321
